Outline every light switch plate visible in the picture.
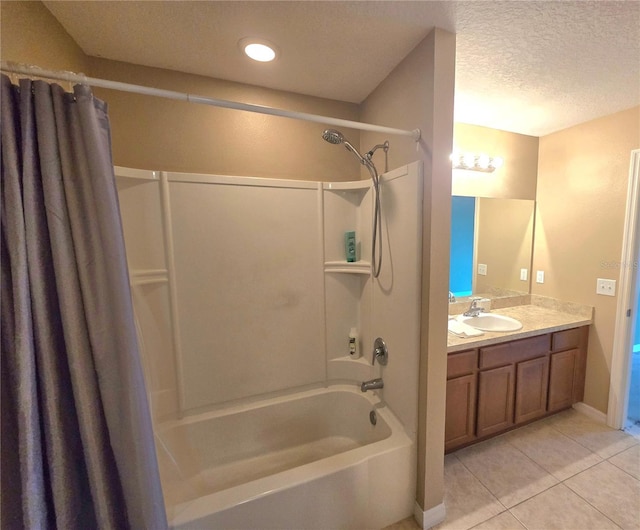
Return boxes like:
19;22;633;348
478;263;488;276
596;278;616;296
536;270;545;283
520;268;528;281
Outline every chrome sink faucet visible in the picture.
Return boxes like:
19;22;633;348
463;298;485;317
448;291;456;303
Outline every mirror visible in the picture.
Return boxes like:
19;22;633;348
450;196;535;300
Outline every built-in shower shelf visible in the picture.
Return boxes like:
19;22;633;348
114;166;160;181
324;261;371;275
130;268;169;286
323;181;371;191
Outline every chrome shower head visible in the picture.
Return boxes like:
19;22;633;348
322;129;344;145
322;129;366;165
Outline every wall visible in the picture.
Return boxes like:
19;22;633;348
361;28;456;516
0;1;89;73
453;123;539;200
88;58;362;180
533;106;640;414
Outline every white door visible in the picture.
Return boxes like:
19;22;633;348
608;149;640;430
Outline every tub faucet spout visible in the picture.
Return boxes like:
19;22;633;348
361;378;384;392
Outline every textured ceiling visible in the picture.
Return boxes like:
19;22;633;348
43;1;640;137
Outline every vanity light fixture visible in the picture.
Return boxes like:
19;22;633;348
451;151;503;172
239;38;278;62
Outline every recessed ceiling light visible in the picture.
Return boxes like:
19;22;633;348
239;38;278;62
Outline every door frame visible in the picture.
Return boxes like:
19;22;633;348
608;149;640;429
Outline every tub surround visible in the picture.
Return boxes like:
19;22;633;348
115;164;423;528
448;295;593;353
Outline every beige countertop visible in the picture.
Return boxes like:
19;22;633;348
447;302;593;354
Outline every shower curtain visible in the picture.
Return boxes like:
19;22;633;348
0;75;167;529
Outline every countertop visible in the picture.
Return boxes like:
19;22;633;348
447;302;593;354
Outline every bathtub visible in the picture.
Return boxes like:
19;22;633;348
155;385;415;529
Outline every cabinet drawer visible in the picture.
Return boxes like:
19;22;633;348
552;327;586;352
447;350;478;379
480;334;550;369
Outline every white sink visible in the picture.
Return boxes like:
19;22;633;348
456;313;523;332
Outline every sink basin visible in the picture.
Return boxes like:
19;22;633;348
456;313;523;332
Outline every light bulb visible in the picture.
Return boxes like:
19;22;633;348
244;43;276;62
239;38;279;62
462;152;475;168
477;154;490;169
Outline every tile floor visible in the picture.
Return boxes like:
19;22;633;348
385;408;640;530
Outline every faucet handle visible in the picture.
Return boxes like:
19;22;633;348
372;337;388;366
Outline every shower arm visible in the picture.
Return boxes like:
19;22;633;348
365;141;389;173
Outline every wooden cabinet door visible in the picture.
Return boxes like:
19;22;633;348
477;365;515;438
515;356;549;424
548;349;577;412
445;374;477;451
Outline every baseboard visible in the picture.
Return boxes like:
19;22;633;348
414;501;446;529
573;402;607;424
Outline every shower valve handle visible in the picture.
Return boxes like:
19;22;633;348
372;337;388;366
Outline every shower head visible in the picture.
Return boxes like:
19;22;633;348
321;129;367;165
322;129;344;145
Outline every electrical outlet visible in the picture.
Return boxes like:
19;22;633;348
596;278;616;296
536;270;545;283
478;263;488;276
520;268;528;281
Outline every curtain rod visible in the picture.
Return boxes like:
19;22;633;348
1;62;421;142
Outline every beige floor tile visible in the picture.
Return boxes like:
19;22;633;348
383;515;421;530
470;511;526;530
504;420;602;480
455;436;558;508
545;409;639;459
432;455;505;530
565;461;640;530
510;483;621;529
608;444;640;480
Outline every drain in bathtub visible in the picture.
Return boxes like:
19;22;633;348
369;410;377;425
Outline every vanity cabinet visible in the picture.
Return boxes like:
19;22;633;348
445;326;588;452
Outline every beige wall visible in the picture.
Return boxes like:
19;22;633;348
453;123;539;200
362;28;456;513
1;1;89;74
89;58;361;180
533;106;640;414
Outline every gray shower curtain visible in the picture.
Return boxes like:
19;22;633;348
0;75;167;529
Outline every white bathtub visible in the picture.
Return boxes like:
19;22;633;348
155;385;415;529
